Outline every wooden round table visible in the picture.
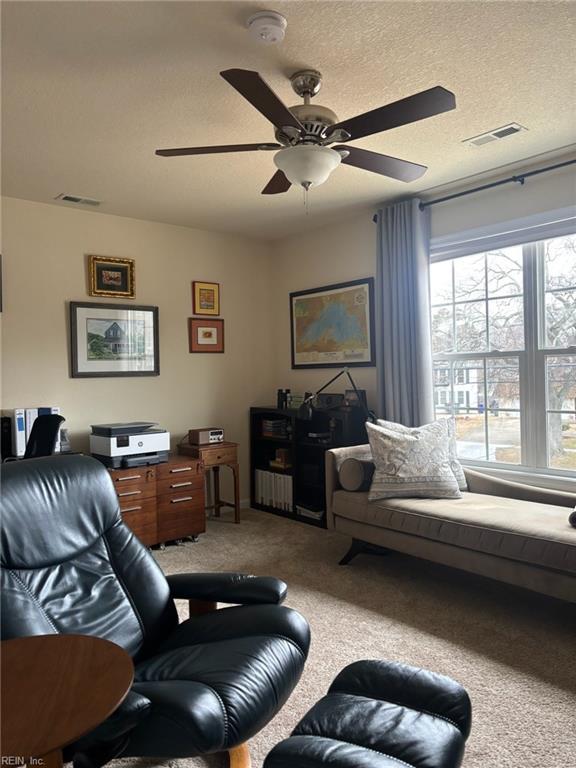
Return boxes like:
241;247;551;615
1;634;133;767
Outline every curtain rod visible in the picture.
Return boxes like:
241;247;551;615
372;158;576;221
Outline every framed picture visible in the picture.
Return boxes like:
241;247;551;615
70;302;159;377
192;281;220;315
88;255;135;299
188;318;224;353
290;277;375;369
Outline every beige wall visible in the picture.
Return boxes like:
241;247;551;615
269;161;576;409
1;197;274;498
271;209;378;408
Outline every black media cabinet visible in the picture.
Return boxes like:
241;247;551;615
250;406;367;528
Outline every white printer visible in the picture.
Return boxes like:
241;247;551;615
90;422;170;468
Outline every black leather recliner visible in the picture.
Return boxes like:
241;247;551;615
0;455;311;766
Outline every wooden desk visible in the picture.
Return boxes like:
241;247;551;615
1;634;133;768
179;441;241;523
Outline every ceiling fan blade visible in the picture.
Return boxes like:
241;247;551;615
327;86;456;142
221;69;304;134
335;145;427;182
262;170;291;195
156;143;280;157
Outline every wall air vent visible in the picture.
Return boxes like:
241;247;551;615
464;123;527;147
54;193;101;206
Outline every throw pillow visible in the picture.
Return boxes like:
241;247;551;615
367;420;461;500
339;458;375;492
377;417;468;491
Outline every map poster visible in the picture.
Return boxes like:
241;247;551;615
290;278;375;368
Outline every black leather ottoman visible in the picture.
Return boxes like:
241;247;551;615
264;660;472;768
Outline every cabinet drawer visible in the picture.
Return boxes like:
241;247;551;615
157;460;203;480
157;474;203;497
115;483;156;502
109;468;156;495
200;446;237;466
157;498;205;541
121;498;157;546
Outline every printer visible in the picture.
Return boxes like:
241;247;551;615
90;422;170;468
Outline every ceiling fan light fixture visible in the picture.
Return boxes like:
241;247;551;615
273;145;341;189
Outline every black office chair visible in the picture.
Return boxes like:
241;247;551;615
0;455;310;768
23;414;65;459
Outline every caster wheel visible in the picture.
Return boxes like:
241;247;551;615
175;539;184;546
191;535;199;543
158;542;166;551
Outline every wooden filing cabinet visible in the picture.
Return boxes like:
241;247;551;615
108;457;205;546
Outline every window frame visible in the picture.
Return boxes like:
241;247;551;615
430;209;576;479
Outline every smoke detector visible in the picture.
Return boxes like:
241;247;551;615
247;11;287;45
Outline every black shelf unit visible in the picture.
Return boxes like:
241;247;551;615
250;405;367;528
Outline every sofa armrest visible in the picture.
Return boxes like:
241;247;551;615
464;468;576;509
167;573;287;605
325;445;372;528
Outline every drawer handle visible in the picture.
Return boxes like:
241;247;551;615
122;505;142;513
118;490;142;497
117;474;142;482
170;467;192;473
170;496;193;504
170;481;192;488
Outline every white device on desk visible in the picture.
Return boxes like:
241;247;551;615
90;422;170;468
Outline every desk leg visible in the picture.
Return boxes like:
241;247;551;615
213;466;221;517
232;462;240;524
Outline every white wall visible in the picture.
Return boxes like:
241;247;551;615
1;197;275;497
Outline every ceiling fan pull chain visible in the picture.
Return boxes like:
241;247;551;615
303;186;310;216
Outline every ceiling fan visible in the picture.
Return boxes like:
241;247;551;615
156;69;456;194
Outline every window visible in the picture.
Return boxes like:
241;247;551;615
430;232;576;473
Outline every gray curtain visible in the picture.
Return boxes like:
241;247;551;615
375;198;434;426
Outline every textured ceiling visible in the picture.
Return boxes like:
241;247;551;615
2;1;576;240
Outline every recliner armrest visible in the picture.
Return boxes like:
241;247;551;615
167;572;288;605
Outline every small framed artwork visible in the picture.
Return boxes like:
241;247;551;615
192;281;220;315
88;255;135;299
188;318;224;353
290;277;375;369
70;301;159;377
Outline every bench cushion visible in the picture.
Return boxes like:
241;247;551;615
332;491;576;574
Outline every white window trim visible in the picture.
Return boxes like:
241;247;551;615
430;211;576;485
431;206;576;262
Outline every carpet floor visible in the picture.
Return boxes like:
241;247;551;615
115;509;576;768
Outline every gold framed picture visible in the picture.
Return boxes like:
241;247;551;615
88;255;135;299
192;281;220;316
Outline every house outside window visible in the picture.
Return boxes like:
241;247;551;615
430;223;576;474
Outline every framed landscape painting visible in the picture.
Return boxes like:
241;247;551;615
290;278;375;368
70;302;159;377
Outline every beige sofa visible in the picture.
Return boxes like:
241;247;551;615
326;445;576;603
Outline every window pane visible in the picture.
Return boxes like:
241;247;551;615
454;253;485;301
488;296;524;351
488;411;521;464
487;357;520;409
544;235;576;290
456;301;487;352
431;306;454;353
487;248;523;297
545;290;576;348
547;413;576;470
430;260;453;305
546;356;576;411
454;411;487;460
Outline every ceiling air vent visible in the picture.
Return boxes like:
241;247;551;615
464;123;527;147
54;193;101;206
